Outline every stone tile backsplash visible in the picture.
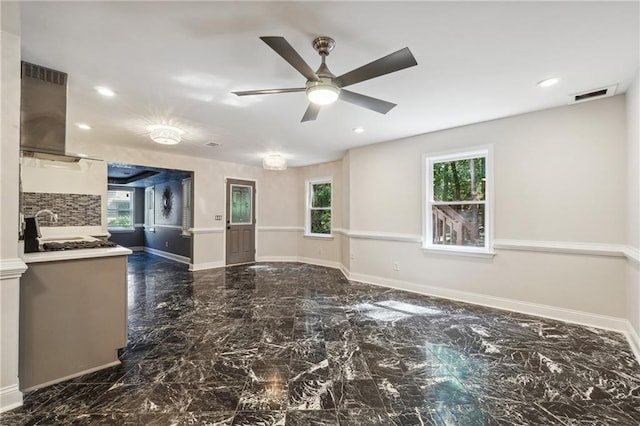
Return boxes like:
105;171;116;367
22;192;101;227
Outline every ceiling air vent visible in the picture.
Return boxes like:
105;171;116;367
569;84;617;104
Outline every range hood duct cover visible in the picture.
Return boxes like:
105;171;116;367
20;61;98;162
20;62;67;154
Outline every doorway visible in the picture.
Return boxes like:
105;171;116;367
225;178;256;265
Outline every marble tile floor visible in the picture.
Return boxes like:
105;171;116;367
3;252;640;425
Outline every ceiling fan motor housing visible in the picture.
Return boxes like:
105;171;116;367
312;37;335;56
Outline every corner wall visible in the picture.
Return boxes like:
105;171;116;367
347;97;629;327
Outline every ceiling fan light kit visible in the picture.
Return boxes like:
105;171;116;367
306;79;340;105
232;36;417;122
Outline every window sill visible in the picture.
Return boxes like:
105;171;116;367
108;229;136;234
304;233;334;240
421;246;496;259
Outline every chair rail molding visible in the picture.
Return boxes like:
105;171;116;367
0;258;28;280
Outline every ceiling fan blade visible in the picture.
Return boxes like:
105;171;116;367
301;103;321;122
260;36;319;82
232;88;305;96
334;47;417;88
339;90;397;114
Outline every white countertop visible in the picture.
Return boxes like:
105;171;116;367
22;246;132;264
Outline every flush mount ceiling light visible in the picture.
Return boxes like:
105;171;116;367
537;77;560;88
263;153;287;171
95;86;116;97
306;78;340;105
148;125;184;145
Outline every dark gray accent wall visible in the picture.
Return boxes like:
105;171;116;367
144;227;190;258
155;181;182;226
108;184;190;259
109;228;144;248
22;192;101;226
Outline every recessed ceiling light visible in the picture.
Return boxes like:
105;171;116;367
353;127;365;133
76;123;92;130
537;77;560;88
95;86;116;97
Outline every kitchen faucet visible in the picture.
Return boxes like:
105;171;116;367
24;210;58;253
35;209;58;223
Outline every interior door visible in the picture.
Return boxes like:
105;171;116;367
226;179;256;265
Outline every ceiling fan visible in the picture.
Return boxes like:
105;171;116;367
232;36;418;122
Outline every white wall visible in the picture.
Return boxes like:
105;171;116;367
20;157;107;237
257;168;299;259
0;2;27;412
347;97;629;323
68;141;265;269
626;70;640;338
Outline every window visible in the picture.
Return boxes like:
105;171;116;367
306;178;332;237
144;186;155;231
182;177;192;235
424;147;492;254
107;188;135;231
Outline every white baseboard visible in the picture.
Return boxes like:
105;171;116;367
0;384;23;413
129;246;146;252
143;247;190;265
256;256;342;270
625;321;640;362
256;256;299;263
346;271;631;334
21;360;121;393
297;257;342;270
189;261;225;271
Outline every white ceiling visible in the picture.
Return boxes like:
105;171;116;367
18;1;639;168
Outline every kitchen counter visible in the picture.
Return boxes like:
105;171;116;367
19;242;130;391
23;245;132;263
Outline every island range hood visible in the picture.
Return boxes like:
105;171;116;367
20;61;99;162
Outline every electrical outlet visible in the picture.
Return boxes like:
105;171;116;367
165;241;169;248
393;261;400;271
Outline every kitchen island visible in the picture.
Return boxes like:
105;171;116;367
20;245;131;390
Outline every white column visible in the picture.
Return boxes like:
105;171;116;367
0;3;28;412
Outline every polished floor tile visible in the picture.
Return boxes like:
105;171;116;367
3;252;640;425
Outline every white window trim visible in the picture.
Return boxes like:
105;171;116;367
422;146;495;257
305;177;333;238
107;187;136;232
144;186;155;233
181;177;192;237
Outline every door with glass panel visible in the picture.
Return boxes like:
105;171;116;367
225;179;256;265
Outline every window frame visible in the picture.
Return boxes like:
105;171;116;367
181;177;192;236
305;177;333;238
423;146;494;257
144;186;155;232
107;187;135;232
